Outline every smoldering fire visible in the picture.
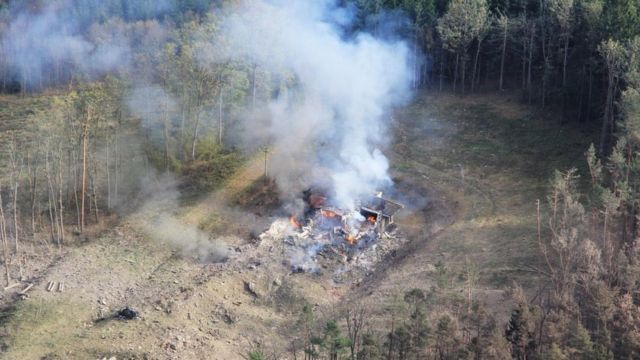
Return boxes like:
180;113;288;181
280;188;403;272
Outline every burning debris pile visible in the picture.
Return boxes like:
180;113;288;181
260;189;404;273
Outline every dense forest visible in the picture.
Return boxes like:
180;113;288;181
1;0;640;359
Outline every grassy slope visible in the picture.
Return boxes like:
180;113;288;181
358;91;595;318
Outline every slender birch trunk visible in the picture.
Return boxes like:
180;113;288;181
80;109;89;233
0;183;11;286
499;17;508;91
219;86;224;146
57;146;65;247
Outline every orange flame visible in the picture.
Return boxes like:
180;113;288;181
367;216;376;224
289;216;301;229
346;234;356;245
321;209;337;218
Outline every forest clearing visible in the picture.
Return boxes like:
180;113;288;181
0;90;593;359
0;0;639;359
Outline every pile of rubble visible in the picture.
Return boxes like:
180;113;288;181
258;191;404;274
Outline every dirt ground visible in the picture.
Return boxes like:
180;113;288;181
0;91;594;359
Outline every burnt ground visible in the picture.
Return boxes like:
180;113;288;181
0;91;595;359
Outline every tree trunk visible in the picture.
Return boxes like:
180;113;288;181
388;315;395;360
80;109;89;233
499;19;508;91
561;34;570;115
543;27;550;108
180;89;187;161
29;154;37;235
522;34;527;90
586;62;593;121
461;54;466;95
599;71;615;155
439;51;444;92
0;184;10;286
45;150;58;248
106;138;111;210
562;35;569;89
191;112;201;161
72;150;80;231
219;86;224;146
423;55;429;87
413;27;419;89
472;40;482;92
57;148;65;247
11;156;22;278
527;24;535;105
577;66;585;122
542;61;548;108
454;53;459;93
163;106;170;171
90;150;99;225
114;124;119;206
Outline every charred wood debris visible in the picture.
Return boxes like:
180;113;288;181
258;188;404;275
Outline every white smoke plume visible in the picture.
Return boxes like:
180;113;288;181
0;0;173;89
218;0;412;210
134;173;229;263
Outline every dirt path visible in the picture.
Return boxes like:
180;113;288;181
218;154;266;200
180;153;267;236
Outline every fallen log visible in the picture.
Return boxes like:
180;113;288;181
46;281;56;292
19;283;34;295
3;283;20;291
57;281;64;292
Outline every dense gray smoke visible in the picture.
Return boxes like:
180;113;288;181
0;0;172;88
220;0;412;210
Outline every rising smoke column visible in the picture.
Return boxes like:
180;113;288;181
221;0;412;210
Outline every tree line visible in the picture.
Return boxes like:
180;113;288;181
356;0;639;153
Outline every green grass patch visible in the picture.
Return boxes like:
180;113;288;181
393;91;596;291
1;297;92;357
181;149;243;193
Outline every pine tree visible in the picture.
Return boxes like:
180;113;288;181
358;332;381;360
505;284;536;360
321;320;352;360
